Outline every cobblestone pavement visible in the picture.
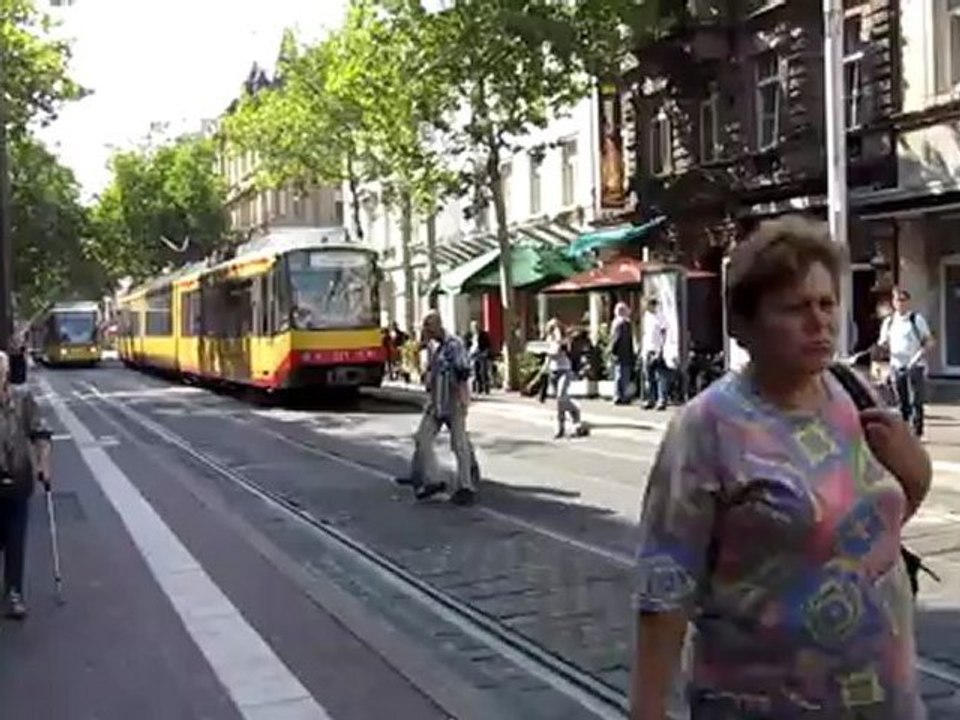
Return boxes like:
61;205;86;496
37;367;960;716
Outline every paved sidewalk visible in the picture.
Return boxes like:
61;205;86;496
380;380;960;465
0;422;238;719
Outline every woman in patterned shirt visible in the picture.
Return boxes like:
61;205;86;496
630;216;931;719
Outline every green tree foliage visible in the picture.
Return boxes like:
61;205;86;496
224;4;457;329
9;135;100;317
0;0;84;134
88;136;227;282
372;0;600;389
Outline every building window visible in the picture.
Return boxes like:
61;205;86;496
941;0;960;92
755;51;783;149
561;140;578;207
699;93;719;162
843;12;866;129
529;153;543;215
650;109;671;176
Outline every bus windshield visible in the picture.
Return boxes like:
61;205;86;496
287;250;378;330
55;312;97;345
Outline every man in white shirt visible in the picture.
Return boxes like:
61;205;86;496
640;297;669;410
878;287;934;437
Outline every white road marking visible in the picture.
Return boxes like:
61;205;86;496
39;377;333;720
82;381;631;720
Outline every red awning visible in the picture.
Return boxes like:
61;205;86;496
542;258;716;294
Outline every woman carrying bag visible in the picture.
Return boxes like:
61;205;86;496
0;350;53;619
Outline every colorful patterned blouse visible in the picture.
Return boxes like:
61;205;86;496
634;371;925;719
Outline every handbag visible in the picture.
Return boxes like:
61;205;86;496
828;362;940;597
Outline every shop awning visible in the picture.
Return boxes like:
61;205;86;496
436;247;500;294
466;244;584;291
566;215;667;257
543;257;715;294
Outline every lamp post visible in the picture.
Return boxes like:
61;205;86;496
824;0;851;355
0;50;12;350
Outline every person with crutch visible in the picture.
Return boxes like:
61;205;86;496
0;350;53;619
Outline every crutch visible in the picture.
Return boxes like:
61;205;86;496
41;474;64;605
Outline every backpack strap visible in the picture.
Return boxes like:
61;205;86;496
828;363;876;411
908;311;928;343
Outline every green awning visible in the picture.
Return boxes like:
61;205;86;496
466;244;584;291
437;247;500;294
567;215;668;257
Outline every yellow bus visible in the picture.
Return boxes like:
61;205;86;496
34;301;102;366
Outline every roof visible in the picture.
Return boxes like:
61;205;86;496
122;227;375;299
50;301;99;313
566;216;667;257
432;219;581;269
543;257;715;294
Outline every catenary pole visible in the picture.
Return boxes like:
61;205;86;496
824;0;851;355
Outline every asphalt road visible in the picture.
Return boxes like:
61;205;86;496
3;363;958;719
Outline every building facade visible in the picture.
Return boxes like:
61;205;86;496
618;0;900;358
351;94;598;338
854;0;960;390
219;65;344;240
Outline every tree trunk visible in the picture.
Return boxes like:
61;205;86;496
425;210;439;310
346;151;363;240
399;189;415;334
488;154;519;391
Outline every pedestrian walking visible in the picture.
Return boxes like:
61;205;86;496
545;318;587;439
0;350;53;620
396;311;477;506
877;287;933;437
640;297;668;410
608;302;635;405
630;216;930;720
464;320;492;395
8;339;26;386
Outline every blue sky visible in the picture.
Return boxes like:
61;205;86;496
39;0;347;200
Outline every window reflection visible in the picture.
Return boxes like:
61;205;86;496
288;250;377;329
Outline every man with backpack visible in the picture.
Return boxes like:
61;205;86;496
878;287;934;437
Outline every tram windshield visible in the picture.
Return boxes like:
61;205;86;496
54;312;97;345
287;250;378;330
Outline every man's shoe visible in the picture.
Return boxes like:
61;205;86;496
394;476;414;486
414;482;446;501
5;591;26;620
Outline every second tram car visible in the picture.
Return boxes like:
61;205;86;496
116;227;385;392
33;301;102;366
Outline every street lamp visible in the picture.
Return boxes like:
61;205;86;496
0;50;12;349
824;0;851;355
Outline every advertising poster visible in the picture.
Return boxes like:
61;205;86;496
598;83;626;209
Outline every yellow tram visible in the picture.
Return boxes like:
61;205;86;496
116;227;385;392
33;301;103;366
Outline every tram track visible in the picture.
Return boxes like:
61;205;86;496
58;373;960;713
72;380;636;720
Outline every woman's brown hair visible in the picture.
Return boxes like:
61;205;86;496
727;214;846;320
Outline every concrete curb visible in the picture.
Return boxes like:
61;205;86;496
374;383;670;433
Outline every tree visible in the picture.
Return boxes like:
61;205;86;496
88;135;227;283
223;32;374;241
8;135;101;318
225;7;456;331
0;0;84;134
373;0;600;389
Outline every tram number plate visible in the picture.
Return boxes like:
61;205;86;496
329;367;358;385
